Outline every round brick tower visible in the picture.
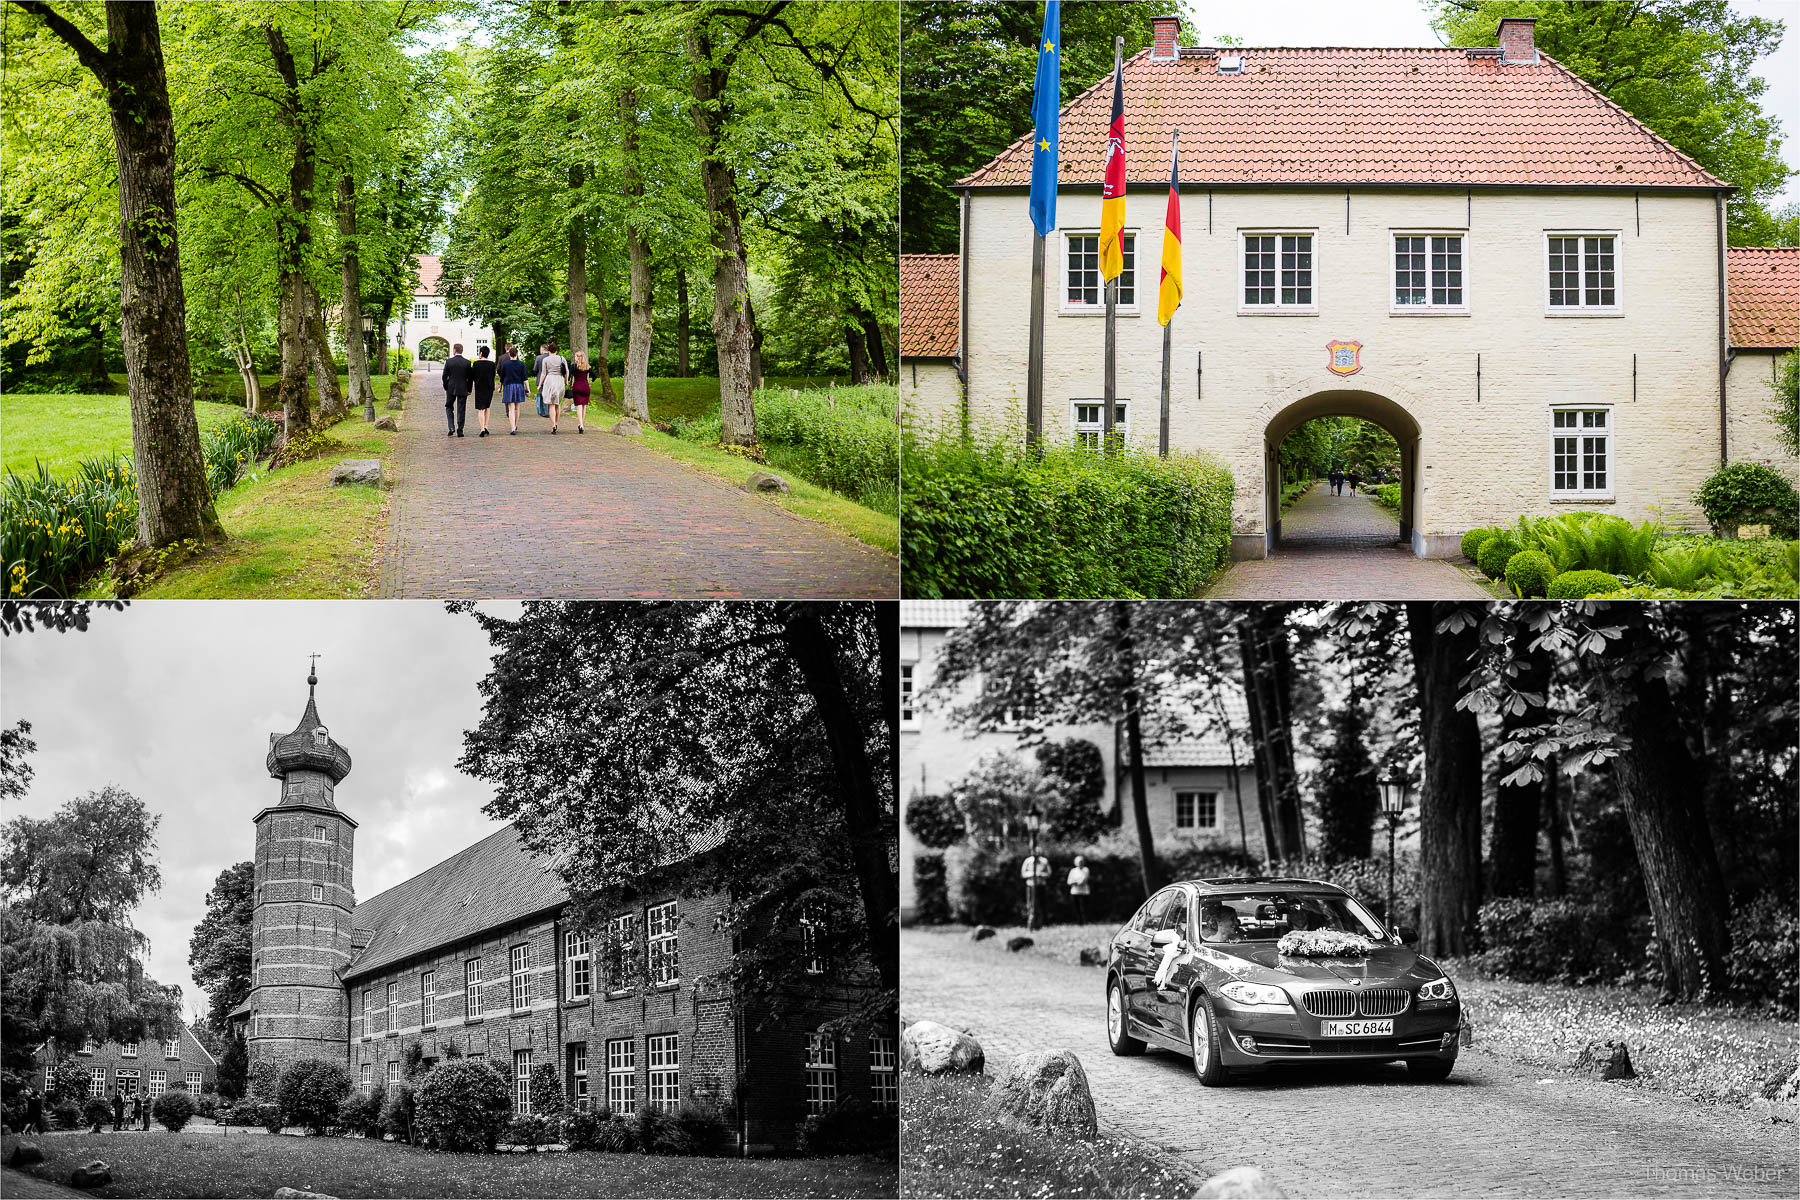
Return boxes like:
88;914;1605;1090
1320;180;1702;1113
247;667;357;1071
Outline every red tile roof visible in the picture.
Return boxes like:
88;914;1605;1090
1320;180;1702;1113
900;254;959;357
416;254;442;296
1728;247;1799;349
962;47;1723;190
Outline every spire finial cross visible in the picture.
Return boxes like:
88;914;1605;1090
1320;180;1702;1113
307;652;321;691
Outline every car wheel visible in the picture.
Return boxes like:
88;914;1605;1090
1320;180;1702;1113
1406;1056;1456;1082
1106;978;1145;1057
1189;995;1231;1087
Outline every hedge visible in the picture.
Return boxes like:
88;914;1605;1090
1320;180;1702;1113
1546;569;1623;599
277;1058;351;1135
1504;549;1558;598
939;843;1260;927
912;852;950;925
901;430;1235;599
414;1059;512;1151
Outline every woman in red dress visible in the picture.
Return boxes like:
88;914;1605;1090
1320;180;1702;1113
570;351;592;432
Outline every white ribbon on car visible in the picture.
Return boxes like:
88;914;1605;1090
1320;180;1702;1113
1153;939;1182;989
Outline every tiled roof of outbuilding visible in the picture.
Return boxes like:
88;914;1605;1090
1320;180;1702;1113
900;255;960;357
900;600;972;629
962;46;1723;191
1728;247;1799;349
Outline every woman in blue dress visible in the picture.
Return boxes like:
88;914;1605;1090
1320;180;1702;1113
497;344;529;435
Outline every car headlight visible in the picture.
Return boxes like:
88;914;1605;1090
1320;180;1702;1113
1218;981;1292;1009
1417;977;1457;1003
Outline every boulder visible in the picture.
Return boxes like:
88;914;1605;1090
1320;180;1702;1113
330;459;382;487
900;1019;985;1075
742;470;789;495
1194;1167;1287;1198
985;1049;1097;1140
8;1144;44;1168
274;1190;337;1199
1078;947;1105;967
970;926;996;942
1574;1040;1635;1081
372;415;399;432
70;1161;112;1190
1006;936;1035;953
610;417;644;437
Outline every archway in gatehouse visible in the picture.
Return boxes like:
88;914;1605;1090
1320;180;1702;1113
1263;390;1421;554
415;335;451;368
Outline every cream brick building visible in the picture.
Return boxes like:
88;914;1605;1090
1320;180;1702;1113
1724;247;1799;486
918;16;1794;557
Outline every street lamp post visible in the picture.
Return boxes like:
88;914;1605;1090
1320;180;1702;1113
1378;771;1412;936
1024;805;1044;931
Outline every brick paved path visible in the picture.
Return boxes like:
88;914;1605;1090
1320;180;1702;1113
1205;488;1493;600
903;929;1797;1198
379;378;896;598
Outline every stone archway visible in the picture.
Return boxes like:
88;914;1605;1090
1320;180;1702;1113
1263;389;1422;554
415;335;450;365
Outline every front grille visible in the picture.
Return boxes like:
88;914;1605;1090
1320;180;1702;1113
1301;987;1412;1018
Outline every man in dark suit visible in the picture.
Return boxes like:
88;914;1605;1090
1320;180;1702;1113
442;344;473;437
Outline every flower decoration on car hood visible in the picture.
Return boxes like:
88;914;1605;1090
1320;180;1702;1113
1277;929;1376;958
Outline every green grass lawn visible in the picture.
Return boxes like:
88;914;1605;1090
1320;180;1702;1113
629;375;834;424
0;1128;893;1199
2;393;245;478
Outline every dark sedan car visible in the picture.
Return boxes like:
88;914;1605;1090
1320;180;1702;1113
1105;876;1461;1085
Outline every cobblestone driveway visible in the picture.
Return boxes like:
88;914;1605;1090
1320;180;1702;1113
378;382;896;598
903;929;1796;1198
1205;489;1494;600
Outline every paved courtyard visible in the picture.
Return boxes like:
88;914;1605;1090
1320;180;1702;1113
380;369;896;598
902;929;1797;1198
1205;487;1495;599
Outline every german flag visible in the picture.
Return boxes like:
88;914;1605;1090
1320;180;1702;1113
1098;58;1126;283
1157;130;1182;326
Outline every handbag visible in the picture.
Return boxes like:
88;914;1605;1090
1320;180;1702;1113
536;390;548;418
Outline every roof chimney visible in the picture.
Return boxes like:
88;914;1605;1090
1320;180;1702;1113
1497;17;1538;64
1150;14;1180;61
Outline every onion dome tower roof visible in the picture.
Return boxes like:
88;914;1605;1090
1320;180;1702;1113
266;665;353;784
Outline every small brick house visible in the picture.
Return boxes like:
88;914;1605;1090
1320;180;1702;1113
34;1022;218;1101
231;673;892;1152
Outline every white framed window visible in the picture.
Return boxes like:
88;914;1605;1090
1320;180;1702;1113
465;958;483;1018
804;1033;837;1115
800;906;828;976
1546;233;1620;313
571;1043;589;1111
1392;233;1467;312
1071;400;1130;451
313;825;328;842
566;929;591;1001
360;989;370;1038
606;913;638;992
185;1070;202;1092
510;943;532;1011
311;883;324;903
164;1037;180;1059
1175;791;1220;830
121;1041;138;1058
900;664;916;725
646;902;679;987
115;1068;138;1096
870;1037;897;1110
1240;232;1316;312
147;1070;167;1098
513;1049;532;1114
606;1039;637;1115
647;1034;679;1112
387;1061;400;1090
385;982;397;1032
411;302;430;320
1550;407;1613;498
1062;231;1137;311
420;971;435;1026
360;1062;372;1096
89;1067;107;1098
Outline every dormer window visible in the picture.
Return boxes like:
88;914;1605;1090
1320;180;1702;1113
313;727;330;747
1218;55;1244;73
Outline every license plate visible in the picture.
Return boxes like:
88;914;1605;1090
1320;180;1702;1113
1322;1019;1394;1037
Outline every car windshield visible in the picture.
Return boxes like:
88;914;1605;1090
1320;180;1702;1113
1194;892;1387;942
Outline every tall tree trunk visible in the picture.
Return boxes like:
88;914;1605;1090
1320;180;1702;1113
1240;611;1303;859
1114;602;1158;899
1542;764;1567;898
688;30;756;445
276;268;312;430
742;251;765;390
860;309;889;379
1406;602;1484;957
595;290;616;404
1606;673;1733;1000
266;26;317;433
620;90;653;422
847;323;870;384
20;0;222;546
1239;647;1281;864
675;267;691;378
373;310;389;376
566;165;589;362
1489;648;1547;899
337;174;373;420
305;284;345;423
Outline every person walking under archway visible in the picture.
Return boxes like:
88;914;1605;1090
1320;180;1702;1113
498;345;528;434
1346;467;1361;495
470;346;497;436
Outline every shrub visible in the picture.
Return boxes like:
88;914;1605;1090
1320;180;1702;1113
503;1114;548;1148
594;1111;638;1152
381;1082;416;1144
152;1089;196;1132
1693;461;1800;539
527;1063;566;1123
414;1059;513;1152
277;1058;351;1135
195;1090;220;1119
1476;534;1519;580
1473;897;1633;984
1546;569;1623;599
633;1105;691;1154
562;1108;603;1150
199;412;280;496
1461;527;1499;562
362;1083;388;1138
751;385;899;514
1727;892;1798;1019
45;1057;90;1106
51;1099;82;1130
1504;549;1558;598
82;1096;111;1131
1264;855;1421;928
259;1102;285;1134
267;430;347;471
1372;482;1401;513
901;429;1236;599
795;1099;898;1157
912;852;950;925
674;1102;730;1156
904;793;963;850
942;843;1260;927
218;1099;265;1127
1521;513;1660;578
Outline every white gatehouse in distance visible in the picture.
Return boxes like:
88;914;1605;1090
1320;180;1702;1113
396;255;490;368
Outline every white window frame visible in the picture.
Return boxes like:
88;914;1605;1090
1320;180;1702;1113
311;883;324;903
385;982;397;1033
513;1049;532;1114
899;664;916;726
571;1044;589;1111
1060;230;1139;314
1071;399;1130;451
1238;230;1319;315
606;914;638;993
510;943;532;1011
411;302;430;320
1390;231;1470;315
360;989;370;1038
147;1070;167;1098
185;1070;203;1093
1544;231;1622;315
870;1037;897;1111
115;1068;138;1096
89;1067;107;1098
647;1034;680;1112
566;929;592;1001
164;1037;181;1060
1175;790;1220;831
420;971;436;1026
121;1041;138;1058
387;1060;400;1090
465;959;483;1019
1549;405;1616;500
313;825;328;842
804;1033;837;1115
646;902;679;987
360;1062;372;1096
606;1039;637;1115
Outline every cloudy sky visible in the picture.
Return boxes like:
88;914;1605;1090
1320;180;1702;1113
2;601;522;1023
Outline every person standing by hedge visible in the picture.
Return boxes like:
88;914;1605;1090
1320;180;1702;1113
111;1087;125;1132
1066;855;1091;924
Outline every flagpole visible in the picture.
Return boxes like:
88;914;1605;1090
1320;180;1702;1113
1027;233;1045;454
1102;34;1122;457
1160;128;1177;459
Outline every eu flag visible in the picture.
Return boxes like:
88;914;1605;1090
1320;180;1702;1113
1028;1;1061;236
